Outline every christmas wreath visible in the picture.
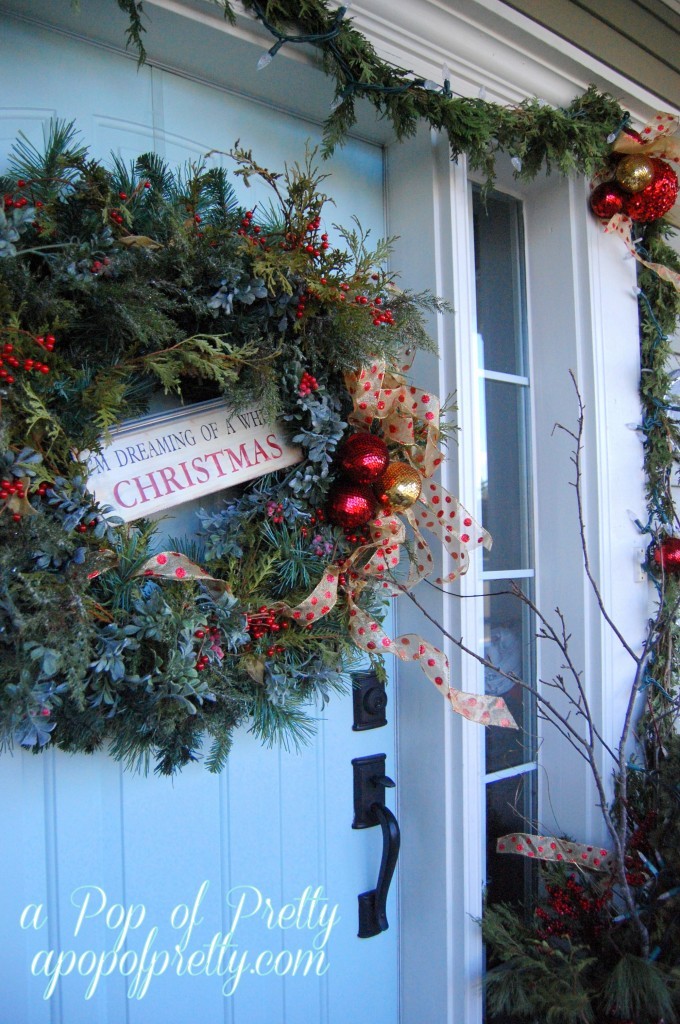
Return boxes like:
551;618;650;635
0;121;505;773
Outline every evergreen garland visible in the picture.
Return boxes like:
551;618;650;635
0;121;440;773
114;0;625;188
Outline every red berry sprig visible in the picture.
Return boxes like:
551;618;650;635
534;875;612;942
89;257;111;276
237;209;270;250
278;214;327;256
0;332;55;387
3;193;30;211
0;477;27;522
193;623;223;670
74;517;100;534
245;606;290;646
298;371;319;397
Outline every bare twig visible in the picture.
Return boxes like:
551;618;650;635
554;371;638;662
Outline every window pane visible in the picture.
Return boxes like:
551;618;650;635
485;772;536;908
473;191;526;376
480;379;532;572
484;581;536;774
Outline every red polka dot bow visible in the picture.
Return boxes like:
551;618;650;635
286;358;516;730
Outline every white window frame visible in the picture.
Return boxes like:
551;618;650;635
389;120;648;1022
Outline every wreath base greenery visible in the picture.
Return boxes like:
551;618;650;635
0;121;443;773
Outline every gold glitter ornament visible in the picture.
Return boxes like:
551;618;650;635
614;154;655;194
376;462;422;511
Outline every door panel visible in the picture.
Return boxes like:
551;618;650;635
0;15;398;1024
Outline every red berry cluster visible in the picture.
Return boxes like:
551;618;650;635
0;333;55;387
298;370;319;396
237;209;270;250
295;289;311;320
266;500;286;524
193;623;222;671
4;182;44;233
3;192;30;211
352;292;395;326
108;182;152;229
246;606;290;655
623;810;656;886
74;516;100;535
279;215;328;257
0;477;27;522
90;257;111;276
535;875;612;943
343;526;371;546
334;559;351;590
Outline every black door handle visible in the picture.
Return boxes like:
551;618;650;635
351;754;401;938
358;803;400;938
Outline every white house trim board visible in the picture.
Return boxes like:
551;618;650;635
447;147;488;1024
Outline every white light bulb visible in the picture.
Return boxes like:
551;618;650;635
606;131;617;144
478;85;487;100
510;155;523;172
423;80;440;92
257;51;273;71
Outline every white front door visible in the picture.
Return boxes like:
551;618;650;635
0;14;399;1023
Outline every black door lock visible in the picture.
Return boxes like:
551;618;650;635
352;670;388;731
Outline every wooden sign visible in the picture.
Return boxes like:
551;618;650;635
84;398;302;522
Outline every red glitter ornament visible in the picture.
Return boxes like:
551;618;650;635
623;158;678;222
339;433;390;484
327;482;377;529
653;536;680;572
590;181;625;219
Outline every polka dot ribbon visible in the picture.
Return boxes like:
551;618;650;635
346;590;517;727
599;111;680;289
496;833;613;872
604;212;680;293
135;551;232;599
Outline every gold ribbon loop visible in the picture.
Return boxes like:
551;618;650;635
345;359;444;476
